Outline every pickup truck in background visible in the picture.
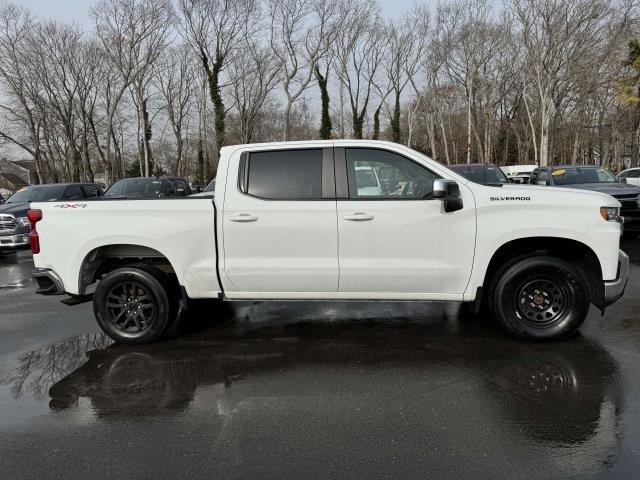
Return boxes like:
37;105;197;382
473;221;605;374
530;165;640;231
0;183;102;254
29;140;627;344
104;176;192;199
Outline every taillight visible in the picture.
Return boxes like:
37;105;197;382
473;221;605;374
27;209;42;254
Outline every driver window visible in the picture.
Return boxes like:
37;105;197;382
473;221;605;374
345;148;436;199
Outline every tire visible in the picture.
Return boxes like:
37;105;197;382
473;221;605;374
490;256;590;341
93;267;173;344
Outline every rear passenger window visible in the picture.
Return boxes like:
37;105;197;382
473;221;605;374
246;149;322;199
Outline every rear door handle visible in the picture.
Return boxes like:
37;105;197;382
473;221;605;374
343;212;374;221
229;213;258;222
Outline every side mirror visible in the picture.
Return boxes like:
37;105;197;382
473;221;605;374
433;179;463;213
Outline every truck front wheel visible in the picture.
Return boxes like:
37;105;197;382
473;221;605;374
491;256;590;341
94;267;173;344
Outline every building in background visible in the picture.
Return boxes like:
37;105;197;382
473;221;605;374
0;159;36;197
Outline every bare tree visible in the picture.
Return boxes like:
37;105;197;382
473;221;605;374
511;0;631;166
269;0;342;140
332;1;383;139
381;15;425;144
91;0;174;182
179;0;259;162
30;21;91;181
227;40;281;143
0;3;46;182
155;44;196;176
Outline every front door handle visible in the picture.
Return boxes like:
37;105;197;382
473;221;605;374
343;212;374;221
229;213;258;222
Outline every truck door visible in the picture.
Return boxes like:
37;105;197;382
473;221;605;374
222;147;338;296
335;147;476;297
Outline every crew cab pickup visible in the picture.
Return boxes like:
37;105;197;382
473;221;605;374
30;140;628;344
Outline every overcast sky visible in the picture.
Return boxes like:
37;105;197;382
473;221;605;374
18;0;418;24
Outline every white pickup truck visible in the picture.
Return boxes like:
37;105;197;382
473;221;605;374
29;140;628;344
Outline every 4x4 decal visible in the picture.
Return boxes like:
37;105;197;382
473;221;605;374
53;203;87;209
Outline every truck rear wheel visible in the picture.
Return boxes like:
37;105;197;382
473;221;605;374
490;256;590;341
94;267;173;344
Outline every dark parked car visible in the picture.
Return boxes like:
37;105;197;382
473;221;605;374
448;163;510;186
104;177;192;199
530;165;640;230
0;183;102;253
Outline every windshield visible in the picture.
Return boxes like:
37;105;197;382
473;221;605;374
105;179;163;197
551;167;616;185
204;179;216;192
452;165;508;185
6;186;65;203
355;168;378;188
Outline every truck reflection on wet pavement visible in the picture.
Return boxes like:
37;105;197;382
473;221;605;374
1;243;640;479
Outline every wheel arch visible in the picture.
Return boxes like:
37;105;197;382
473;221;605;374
482;237;604;309
78;243;178;295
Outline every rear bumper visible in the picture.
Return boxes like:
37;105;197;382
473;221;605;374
604;250;628;306
33;268;65;295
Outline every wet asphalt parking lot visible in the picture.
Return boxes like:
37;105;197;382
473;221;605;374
0;244;639;479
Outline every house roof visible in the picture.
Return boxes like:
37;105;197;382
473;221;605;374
10;160;37;173
0;172;28;190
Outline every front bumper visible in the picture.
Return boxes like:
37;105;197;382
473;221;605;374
0;233;29;249
622;216;640;231
604;250;629;306
33;268;65;295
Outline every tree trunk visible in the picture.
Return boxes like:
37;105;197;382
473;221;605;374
466;83;472;164
439;113;450;165
66;143;81;182
282;98;293;141
391;90;401;143
428;113;437;161
140;97;153;176
539;97;552;167
201;52;226;157
372;104;382;140
315;66;332;140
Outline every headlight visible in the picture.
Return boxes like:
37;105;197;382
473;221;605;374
15;216;30;228
600;206;621;222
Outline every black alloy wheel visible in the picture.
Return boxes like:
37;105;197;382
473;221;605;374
105;281;156;335
94;267;172;344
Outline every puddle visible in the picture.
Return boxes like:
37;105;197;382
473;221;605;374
0;282;27;290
